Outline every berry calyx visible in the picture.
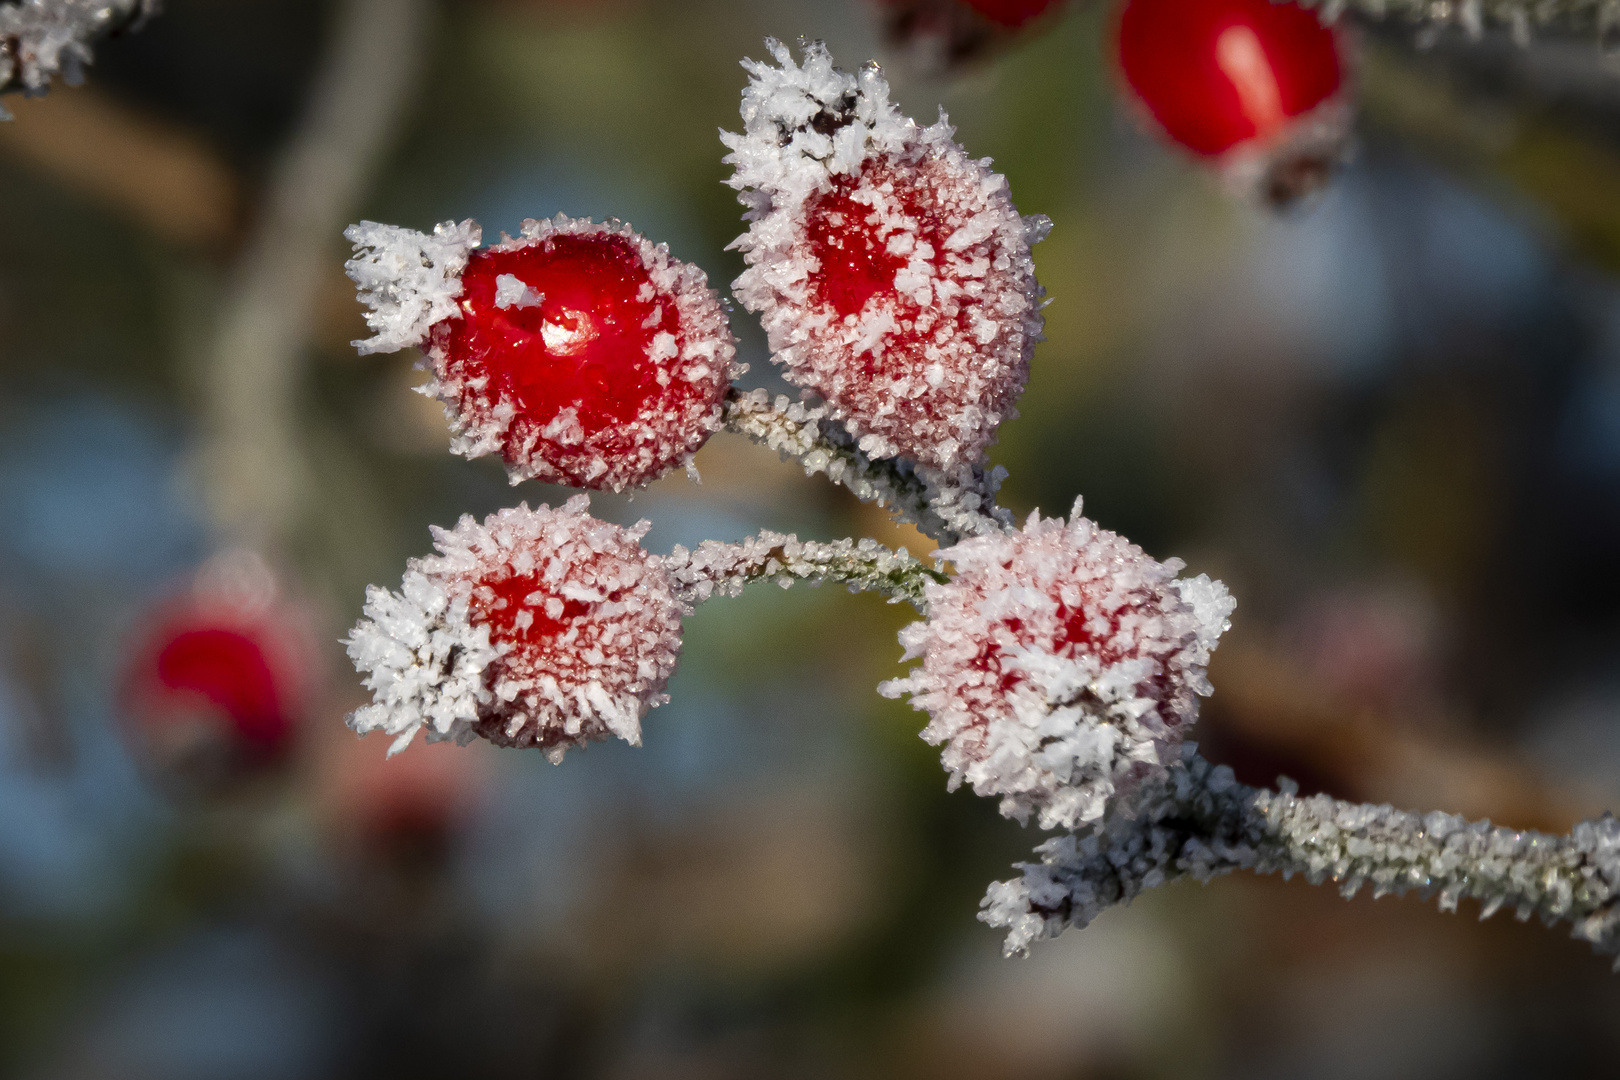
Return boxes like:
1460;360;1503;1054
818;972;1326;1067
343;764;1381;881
1115;0;1349;203
346;496;684;761
725;40;1048;473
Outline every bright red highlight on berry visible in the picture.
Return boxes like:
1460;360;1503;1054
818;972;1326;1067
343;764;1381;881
1116;0;1341;157
427;217;735;491
960;0;1061;26
155;628;287;746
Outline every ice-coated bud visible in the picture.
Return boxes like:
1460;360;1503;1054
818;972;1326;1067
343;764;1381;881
880;498;1235;829
345;495;684;760
724;39;1047;472
345;215;738;491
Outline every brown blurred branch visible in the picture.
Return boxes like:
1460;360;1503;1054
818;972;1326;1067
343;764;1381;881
0;85;238;248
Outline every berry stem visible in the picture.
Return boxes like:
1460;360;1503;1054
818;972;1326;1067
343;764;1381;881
665;531;947;610
984;747;1620;966
721;388;1013;546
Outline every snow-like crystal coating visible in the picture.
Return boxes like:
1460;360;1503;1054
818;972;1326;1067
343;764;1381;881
0;0;154;100
345;496;684;761
346;218;483;355
425;215;737;491
880;498;1234;829
723;39;1048;472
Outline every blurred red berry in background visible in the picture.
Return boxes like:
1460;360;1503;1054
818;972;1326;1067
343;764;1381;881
1115;0;1350;203
121;553;314;790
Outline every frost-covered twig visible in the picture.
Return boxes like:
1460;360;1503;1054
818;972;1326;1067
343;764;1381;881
721;387;1012;546
1318;0;1620;44
0;0;155;105
982;746;1620;966
665;529;946;609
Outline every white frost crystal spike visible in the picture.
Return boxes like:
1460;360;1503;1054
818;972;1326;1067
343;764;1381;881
345;495;684;759
881;498;1234;830
344;218;482;355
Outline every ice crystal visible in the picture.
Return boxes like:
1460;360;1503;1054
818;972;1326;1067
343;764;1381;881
666;529;945;609
422;215;737;491
345;218;482;356
346;496;683;760
722;387;1011;545
983;746;1620;965
881;498;1234;830
0;0;153;103
723;38;1048;472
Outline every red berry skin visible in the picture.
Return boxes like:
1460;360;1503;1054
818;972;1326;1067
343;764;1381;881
959;0;1062;26
427;218;735;492
1116;0;1342;158
154;628;288;747
122;595;311;788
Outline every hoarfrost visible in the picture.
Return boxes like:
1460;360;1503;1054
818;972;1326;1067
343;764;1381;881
421;214;738;491
723;39;1047;472
881;498;1234;830
344;218;482;355
983;746;1620;966
346;495;683;760
0;0;154;102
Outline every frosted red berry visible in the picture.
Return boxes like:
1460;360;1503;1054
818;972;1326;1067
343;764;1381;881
881;500;1235;829
346;496;684;761
421;216;735;491
1116;0;1349;202
725;41;1047;473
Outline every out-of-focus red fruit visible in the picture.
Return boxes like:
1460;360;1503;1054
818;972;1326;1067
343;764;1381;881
1115;0;1351;204
122;556;313;788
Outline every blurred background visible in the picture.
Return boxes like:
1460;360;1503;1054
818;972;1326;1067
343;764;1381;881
0;0;1619;1075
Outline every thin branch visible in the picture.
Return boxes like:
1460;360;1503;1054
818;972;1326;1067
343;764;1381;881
198;0;428;551
721;387;1013;547
664;530;946;610
1321;0;1620;44
982;747;1620;966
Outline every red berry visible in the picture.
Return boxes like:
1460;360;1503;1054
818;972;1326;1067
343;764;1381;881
426;216;736;491
726;41;1047;473
153;628;287;746
1116;0;1349;202
959;0;1061;26
346;497;685;761
880;500;1235;829
122;583;310;781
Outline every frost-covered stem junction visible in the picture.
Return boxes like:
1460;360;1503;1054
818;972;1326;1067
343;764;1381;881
666;530;945;610
721;388;1012;546
985;747;1620;965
